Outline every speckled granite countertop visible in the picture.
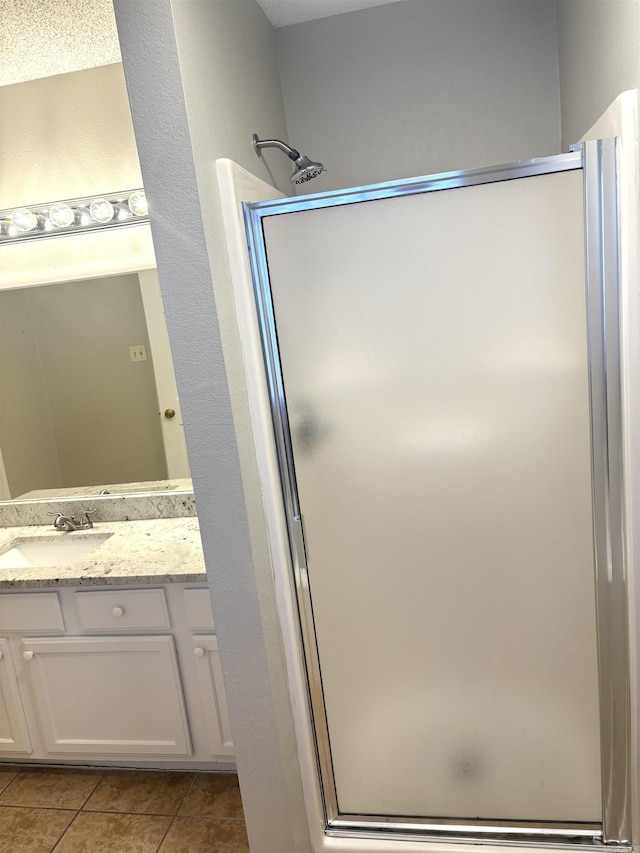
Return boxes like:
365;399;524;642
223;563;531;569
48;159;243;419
0;517;207;589
14;478;192;500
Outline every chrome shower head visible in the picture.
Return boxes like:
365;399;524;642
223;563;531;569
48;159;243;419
252;134;326;185
290;154;326;185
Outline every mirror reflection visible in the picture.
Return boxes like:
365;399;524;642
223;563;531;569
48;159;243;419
0;30;191;506
0;269;191;502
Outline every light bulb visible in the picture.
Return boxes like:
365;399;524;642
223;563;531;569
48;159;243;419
48;202;75;228
89;198;115;223
10;208;37;233
128;191;148;217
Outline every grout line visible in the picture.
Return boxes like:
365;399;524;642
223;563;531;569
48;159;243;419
78;770;106;810
0;772;18;797
155;772;197;852
0;803;80;814
48;809;80;852
156;813;177;852
174;772;197;817
78;807;187;817
175;814;246;820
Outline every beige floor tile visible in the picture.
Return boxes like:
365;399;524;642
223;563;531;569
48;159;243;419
0;768;102;809
55;811;171;853
0;805;74;853
83;770;193;815
159;816;250;852
0;769;18;795
179;773;244;818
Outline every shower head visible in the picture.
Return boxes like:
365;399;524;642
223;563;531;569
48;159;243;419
252;134;326;185
290;154;326;185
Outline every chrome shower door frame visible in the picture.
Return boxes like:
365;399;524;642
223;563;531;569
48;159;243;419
243;140;632;848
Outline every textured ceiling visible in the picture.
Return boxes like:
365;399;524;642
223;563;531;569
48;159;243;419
0;0;407;88
0;0;121;87
256;0;408;28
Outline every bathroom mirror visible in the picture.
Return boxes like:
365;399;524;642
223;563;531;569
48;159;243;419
0;267;192;503
0;20;192;506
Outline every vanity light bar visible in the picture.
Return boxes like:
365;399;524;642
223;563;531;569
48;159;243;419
0;190;149;244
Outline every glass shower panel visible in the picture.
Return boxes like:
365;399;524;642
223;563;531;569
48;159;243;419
262;170;601;823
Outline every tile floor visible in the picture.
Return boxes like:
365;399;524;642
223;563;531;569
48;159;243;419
0;766;249;852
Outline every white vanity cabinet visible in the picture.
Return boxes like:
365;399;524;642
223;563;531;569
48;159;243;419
192;635;234;757
0;638;32;754
0;592;64;757
182;588;234;757
0;584;234;768
22;635;192;757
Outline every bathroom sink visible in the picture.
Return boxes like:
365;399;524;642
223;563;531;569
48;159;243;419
0;535;112;569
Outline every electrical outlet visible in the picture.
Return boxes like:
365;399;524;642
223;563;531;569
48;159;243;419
129;345;148;362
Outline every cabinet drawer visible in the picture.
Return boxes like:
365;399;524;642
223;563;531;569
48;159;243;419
75;589;171;631
0;593;64;632
184;588;215;631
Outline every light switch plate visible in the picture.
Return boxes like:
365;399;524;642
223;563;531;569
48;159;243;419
129;345;147;362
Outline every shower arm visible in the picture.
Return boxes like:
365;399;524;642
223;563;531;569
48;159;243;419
252;135;301;162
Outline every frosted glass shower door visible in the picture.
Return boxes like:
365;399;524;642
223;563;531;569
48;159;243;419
257;168;602;826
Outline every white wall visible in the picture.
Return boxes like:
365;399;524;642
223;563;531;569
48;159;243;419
171;0;291;193
112;2;311;851
26;275;167;489
0;64;142;209
0;65;155;289
557;0;640;150
277;0;562;191
0;289;62;498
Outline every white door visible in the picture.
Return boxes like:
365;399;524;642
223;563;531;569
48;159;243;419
138;270;191;479
23;636;192;756
249;155;607;829
0;449;10;501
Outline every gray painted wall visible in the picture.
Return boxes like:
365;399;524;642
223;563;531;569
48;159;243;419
167;5;310;848
0;289;62;498
0;276;165;496
277;0;561;191
557;0;640;149
112;2;310;851
25;275;166;489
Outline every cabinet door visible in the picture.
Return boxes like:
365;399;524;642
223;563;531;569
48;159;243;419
192;636;234;758
0;639;31;755
23;636;191;757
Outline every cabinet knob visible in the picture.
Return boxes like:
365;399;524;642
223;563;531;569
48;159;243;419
112;606;124;617
23;651;34;661
194;647;206;658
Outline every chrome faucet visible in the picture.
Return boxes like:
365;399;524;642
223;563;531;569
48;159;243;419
47;510;96;532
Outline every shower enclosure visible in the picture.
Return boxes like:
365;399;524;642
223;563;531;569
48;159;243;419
243;139;631;848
